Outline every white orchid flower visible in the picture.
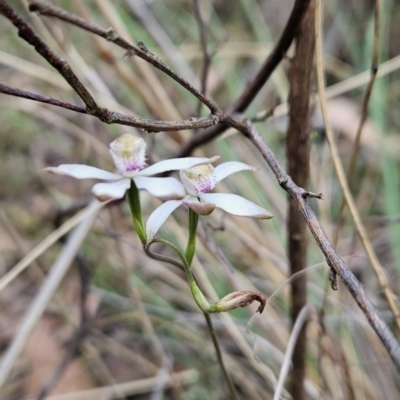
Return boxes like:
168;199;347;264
146;160;273;244
45;133;217;202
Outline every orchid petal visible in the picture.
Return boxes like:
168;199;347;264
146;200;183;244
45;164;121;181
183;196;216;215
139;156;220;176
200;193;273;219
92;178;131;201
213;162;257;184
134;176;186;200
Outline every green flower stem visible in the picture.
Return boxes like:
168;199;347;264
204;312;239;400
149;238;211;313
185;208;199;266
127;180;146;245
145;238;238;399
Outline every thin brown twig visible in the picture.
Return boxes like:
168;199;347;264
0;83;86;113
173;0;312;158
36;261;93;400
0;2;222;132
1;0;400;375
0;1;98;112
250;98;280;123
28;0;220;115
124;0;198;85
222;115;400;370
0;83;220;132
334;0;381;246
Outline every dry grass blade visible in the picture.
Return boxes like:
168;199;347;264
26;369;199;400
314;0;400;331
273;304;314;400
1;0;400;397
334;0;381;245
0;202;105;292
0;202;101;389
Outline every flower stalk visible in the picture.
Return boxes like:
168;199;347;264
127;180;146;245
185;208;199;266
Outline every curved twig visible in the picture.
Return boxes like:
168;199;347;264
224;116;400;370
0;83;220;132
174;0;312;158
27;0;220;114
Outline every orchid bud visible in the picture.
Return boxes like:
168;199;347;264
214;290;266;313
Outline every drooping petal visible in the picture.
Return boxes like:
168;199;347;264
45;164;121;180
213;162;257;184
92;178;131;201
109;133;147;175
183;196;216;215
134;176;186;200
139;156;220;176
146;200;183;244
180;164;217;196
200;193;273;219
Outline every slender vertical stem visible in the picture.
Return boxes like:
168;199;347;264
151;238;210;312
126;180;146;244
204;312;239;400
185;209;199;266
145;238;238;399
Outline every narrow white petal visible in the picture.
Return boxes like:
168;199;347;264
213;162;257;184
139;156;220;176
146;200;183;245
92;178;131;201
134;176;186;200
200;193;273;219
45;164;121;180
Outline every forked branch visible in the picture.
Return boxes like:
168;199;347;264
0;0;399;373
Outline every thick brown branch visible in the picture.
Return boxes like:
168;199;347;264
286;2;315;399
0;83;220;132
28;0;220;115
232;0;312;113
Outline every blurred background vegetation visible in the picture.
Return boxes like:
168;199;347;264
1;0;400;399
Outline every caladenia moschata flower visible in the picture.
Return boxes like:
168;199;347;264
46;133;270;315
143;159;272;314
45;133;216;202
145;160;274;245
45;133;217;243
